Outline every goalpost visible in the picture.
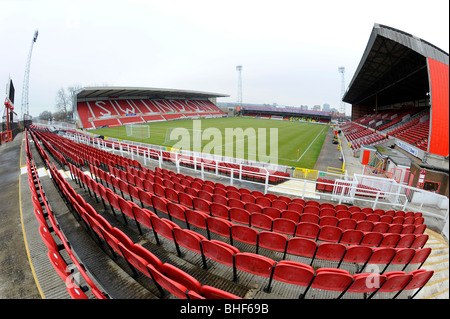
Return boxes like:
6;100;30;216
126;124;150;140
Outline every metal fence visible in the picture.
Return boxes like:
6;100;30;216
66;130;449;242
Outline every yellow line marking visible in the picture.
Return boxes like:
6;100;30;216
432;267;449;274
424;258;449;266
426;244;449;249
430;252;450;258
19;134;45;299
61;170;70;178
425;276;449;287
425;229;449;245
422;287;449;299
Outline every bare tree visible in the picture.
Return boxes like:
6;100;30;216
55;85;81;122
38;110;52;121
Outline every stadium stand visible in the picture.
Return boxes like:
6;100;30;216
76;97;224;130
25;126;435;299
340;108;432;151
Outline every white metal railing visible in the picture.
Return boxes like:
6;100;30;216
65;130;449;241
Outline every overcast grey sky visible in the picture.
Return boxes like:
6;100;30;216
1;0;448;118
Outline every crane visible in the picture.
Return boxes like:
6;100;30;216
21;29;38;121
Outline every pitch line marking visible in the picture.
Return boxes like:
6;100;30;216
297;125;327;162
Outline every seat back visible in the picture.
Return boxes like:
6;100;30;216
258;231;288;253
230;225;259;246
201;240;239;267
235;253;276;278
285;237;318;258
210;203;229;219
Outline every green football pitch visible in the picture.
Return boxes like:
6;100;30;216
89;117;329;169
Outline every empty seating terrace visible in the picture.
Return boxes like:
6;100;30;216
77;98;224;129
341;122;387;150
388;115;430;151
341;108;430;151
20;126;438;300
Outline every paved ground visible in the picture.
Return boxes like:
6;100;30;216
0;132;41;298
313;126;344;174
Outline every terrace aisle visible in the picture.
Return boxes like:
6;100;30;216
0;132;41;299
313;126;344;173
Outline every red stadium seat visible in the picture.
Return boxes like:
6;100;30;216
201;240;239;270
285;237;318;261
379;233;401;248
271;200;288;211
319;216;339;227
287;202;304;213
314;243;347;266
366;247;396;273
318;226;342;243
258;231;288;255
255;197;271;208
185;210;209;238
212;194;228;206
340;229;364;245
188;285;241;299
206;217;232;239
165;188;179;203
210;203;230;219
250;213;273;231
308;268;353;299
193;197;211;214
360;232;384;247
393;269;434;299
303;206;320;215
281;210;301;223
166;202;187;223
368;271;413;299
229;208;251;226
338;218;357;230
132;206;156;234
262;207;281;219
343;273;387;298
234;252;276;284
173;228;207;268
244;202;262;214
150;216;180;247
268;260;315;296
178;193;194;209
295;222;320;240
404;247;431;271
230;225;259;249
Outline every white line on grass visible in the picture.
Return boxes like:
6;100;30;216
297;125;327;162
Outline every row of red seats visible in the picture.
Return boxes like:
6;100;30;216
35;130;143;171
81;162;429;254
350;133;387;150
124;164;422;224
37;129;426;241
46;161;241;300
77;99;223;129
70;162;433;299
38;131;429;242
96;162;426;240
25;132;108;299
29;128;436;300
104;164;425;232
31;128;243;299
